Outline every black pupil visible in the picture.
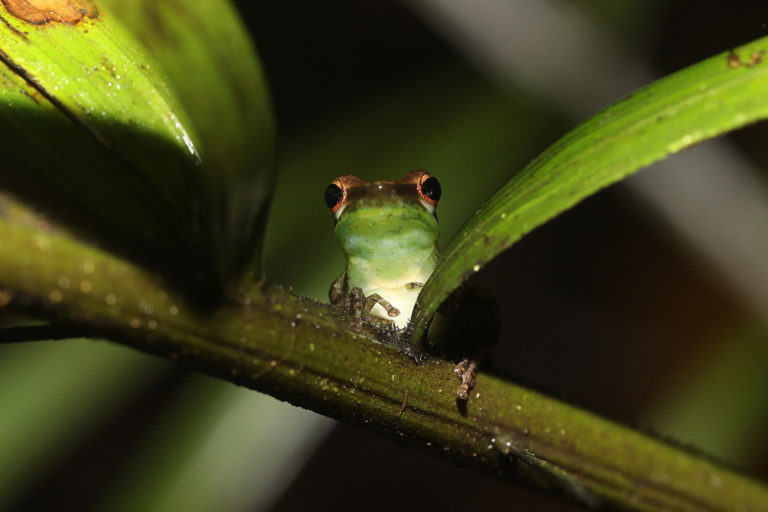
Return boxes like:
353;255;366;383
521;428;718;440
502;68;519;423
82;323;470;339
324;183;344;209
421;176;441;202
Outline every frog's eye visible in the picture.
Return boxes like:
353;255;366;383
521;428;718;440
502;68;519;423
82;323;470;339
325;180;345;213
417;173;441;207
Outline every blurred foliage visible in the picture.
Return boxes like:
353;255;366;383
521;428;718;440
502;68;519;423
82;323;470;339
643;323;768;464
0;340;170;509
101;375;332;512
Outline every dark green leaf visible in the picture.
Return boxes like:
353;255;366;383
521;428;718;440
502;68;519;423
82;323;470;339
0;0;275;292
102;0;276;281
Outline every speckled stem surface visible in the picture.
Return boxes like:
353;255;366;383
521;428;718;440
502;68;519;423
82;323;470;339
0;212;766;512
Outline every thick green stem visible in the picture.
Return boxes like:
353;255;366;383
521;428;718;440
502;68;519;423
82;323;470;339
0;218;766;512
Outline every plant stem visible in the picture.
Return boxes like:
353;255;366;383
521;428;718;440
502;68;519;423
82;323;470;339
0;218;766;512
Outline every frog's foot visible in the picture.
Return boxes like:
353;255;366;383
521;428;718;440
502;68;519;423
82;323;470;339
348;287;400;328
454;358;478;400
364;293;400;318
405;282;424;290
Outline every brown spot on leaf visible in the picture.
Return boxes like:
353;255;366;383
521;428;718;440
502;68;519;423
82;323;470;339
727;50;741;69
748;50;764;68
1;0;98;25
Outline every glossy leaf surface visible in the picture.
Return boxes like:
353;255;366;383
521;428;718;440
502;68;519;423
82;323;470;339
101;0;276;281
0;0;274;291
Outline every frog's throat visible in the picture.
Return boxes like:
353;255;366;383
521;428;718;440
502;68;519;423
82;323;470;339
335;203;437;247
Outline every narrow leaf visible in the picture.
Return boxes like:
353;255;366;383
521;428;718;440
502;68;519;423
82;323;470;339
413;37;768;337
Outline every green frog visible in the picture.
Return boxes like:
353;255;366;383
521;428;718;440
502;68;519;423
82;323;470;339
325;170;486;400
325;170;440;330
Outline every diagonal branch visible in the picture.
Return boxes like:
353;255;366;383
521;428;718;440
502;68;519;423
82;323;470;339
0;217;766;511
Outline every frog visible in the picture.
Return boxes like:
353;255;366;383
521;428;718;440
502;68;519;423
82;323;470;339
325;170;492;400
325;170;440;330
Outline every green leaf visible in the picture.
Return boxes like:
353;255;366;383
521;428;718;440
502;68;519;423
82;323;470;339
0;0;274;291
412;36;768;338
101;0;276;281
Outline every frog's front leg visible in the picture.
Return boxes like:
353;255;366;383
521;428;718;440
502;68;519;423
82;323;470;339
347;287;400;327
330;273;400;328
356;289;400;320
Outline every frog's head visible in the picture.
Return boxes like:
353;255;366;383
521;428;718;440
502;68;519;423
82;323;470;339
324;170;441;260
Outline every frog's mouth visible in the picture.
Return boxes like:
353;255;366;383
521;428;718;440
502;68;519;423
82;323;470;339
336;198;436;231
